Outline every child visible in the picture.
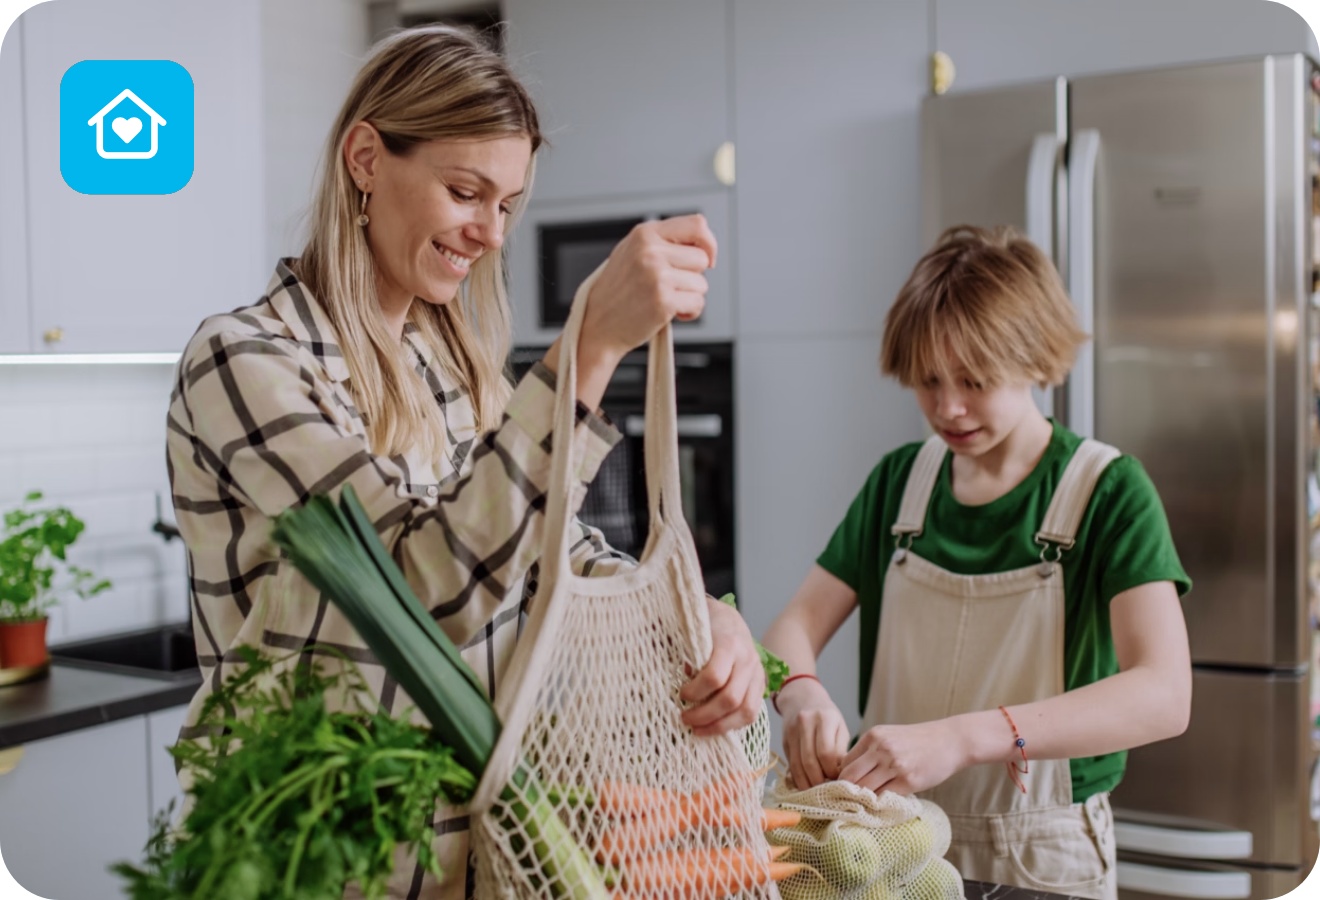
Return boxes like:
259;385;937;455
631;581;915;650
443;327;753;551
761;225;1192;900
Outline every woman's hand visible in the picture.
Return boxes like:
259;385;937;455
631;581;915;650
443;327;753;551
582;215;717;361
777;680;850;790
680;596;765;737
836;720;969;796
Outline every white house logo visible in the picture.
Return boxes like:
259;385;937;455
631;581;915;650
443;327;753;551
87;88;166;160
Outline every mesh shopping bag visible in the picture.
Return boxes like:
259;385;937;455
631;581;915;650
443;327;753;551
469;267;779;899
765;777;964;900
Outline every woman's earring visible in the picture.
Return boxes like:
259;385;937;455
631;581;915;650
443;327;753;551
357;189;370;227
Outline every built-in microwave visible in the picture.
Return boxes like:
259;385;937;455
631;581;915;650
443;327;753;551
506;190;733;347
537;213;701;329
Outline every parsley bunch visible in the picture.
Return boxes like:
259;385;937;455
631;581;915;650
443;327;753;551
113;648;476;900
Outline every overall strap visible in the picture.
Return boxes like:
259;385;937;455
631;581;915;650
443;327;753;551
891;436;949;541
1035;439;1121;549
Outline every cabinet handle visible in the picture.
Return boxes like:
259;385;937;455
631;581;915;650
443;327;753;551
43;326;64;345
713;141;735;187
0;746;23;776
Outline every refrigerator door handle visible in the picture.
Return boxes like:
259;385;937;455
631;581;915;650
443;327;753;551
1067;128;1101;438
1116;862;1251;900
1026;133;1060;258
1114;821;1253;860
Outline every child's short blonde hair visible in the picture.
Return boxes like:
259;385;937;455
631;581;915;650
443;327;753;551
881;225;1086;388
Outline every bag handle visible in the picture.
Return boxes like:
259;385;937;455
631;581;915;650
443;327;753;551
471;264;689;813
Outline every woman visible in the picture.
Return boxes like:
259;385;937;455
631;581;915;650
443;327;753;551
166;25;764;897
762;226;1191;900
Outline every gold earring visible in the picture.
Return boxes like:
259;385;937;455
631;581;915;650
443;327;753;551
357;190;370;227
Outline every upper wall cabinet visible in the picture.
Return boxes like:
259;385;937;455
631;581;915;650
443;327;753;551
503;0;732;203
0;19;30;355
732;0;929;338
934;0;1317;92
19;0;265;354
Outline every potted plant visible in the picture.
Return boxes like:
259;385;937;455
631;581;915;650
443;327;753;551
0;491;110;672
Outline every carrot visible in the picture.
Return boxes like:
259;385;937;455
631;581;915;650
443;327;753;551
760;808;803;832
622;847;806;894
595;781;685;818
769;845;792;861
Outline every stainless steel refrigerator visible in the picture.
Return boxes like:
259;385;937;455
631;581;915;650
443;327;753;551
923;55;1320;900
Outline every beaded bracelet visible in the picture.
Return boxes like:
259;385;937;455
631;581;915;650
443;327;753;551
771;673;822;715
998;705;1029;794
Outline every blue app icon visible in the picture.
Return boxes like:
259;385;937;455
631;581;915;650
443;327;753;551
60;60;194;195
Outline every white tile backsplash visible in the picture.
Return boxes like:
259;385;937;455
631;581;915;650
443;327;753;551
0;364;187;643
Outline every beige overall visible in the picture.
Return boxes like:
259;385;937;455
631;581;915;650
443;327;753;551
861;436;1120;900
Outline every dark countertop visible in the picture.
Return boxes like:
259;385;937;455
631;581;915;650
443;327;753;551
0;661;201;749
964;880;1081;900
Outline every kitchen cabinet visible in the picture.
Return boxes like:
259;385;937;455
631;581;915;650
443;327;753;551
0;716;150;900
735;335;925;739
0;19;29;355
18;0;265;354
502;0;731;203
731;0;929;338
932;0;1316;93
147;704;188;824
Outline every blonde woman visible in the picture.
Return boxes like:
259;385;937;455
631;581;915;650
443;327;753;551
166;26;764;897
762;226;1192;899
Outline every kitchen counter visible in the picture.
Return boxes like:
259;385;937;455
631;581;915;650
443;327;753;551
0;660;200;749
964;880;1086;900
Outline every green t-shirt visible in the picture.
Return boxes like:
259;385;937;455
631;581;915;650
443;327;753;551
817;420;1191;803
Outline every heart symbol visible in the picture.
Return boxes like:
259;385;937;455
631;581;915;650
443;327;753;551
111;116;142;144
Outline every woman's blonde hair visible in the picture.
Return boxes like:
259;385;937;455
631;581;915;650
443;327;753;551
296;25;541;459
881;225;1086;388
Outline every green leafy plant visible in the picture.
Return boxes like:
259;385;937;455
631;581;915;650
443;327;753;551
113;646;477;900
717;593;790;696
0;491;110;623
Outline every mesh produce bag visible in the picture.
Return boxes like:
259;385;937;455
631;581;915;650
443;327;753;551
766;777;964;900
469;268;779;900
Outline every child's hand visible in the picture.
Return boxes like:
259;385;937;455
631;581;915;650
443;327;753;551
779;682;850;790
837;720;966;795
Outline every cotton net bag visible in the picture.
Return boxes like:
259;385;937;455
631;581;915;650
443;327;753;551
764;774;963;900
469;265;778;900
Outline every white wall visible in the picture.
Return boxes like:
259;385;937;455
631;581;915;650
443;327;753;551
0;365;187;644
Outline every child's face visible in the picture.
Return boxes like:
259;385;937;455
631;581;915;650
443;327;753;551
914;366;1041;457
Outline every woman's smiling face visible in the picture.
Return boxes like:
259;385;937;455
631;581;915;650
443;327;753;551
349;129;532;311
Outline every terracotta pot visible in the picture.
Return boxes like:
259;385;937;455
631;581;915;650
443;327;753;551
0;619;49;669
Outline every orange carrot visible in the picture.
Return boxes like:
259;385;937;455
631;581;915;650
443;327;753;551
769;845;792;861
760;808;803;832
621;848;805;895
595;781;684;818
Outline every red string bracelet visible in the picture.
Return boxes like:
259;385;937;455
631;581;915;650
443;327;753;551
771;673;821;715
998;705;1029;794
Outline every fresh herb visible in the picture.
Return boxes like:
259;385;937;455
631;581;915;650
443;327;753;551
271;487;609;898
113;647;474;900
716;593;790;696
0;491;110;622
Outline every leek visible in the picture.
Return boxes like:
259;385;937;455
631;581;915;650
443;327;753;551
271;486;607;899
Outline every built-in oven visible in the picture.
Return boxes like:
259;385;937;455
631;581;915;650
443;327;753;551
509;342;735;598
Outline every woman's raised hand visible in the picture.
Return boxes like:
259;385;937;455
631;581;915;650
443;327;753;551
581;214;717;363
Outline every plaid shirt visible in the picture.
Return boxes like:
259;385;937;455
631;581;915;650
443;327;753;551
166;259;633;898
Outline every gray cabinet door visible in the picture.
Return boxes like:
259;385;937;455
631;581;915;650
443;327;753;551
732;0;929;338
736;335;925;743
0;19;29;354
147;704;189;825
933;0;1316;92
20;0;266;354
503;0;731;203
0;717;150;900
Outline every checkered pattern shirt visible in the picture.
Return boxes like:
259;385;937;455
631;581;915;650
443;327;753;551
166;259;633;898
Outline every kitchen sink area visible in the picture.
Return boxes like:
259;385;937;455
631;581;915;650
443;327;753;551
51;624;199;681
